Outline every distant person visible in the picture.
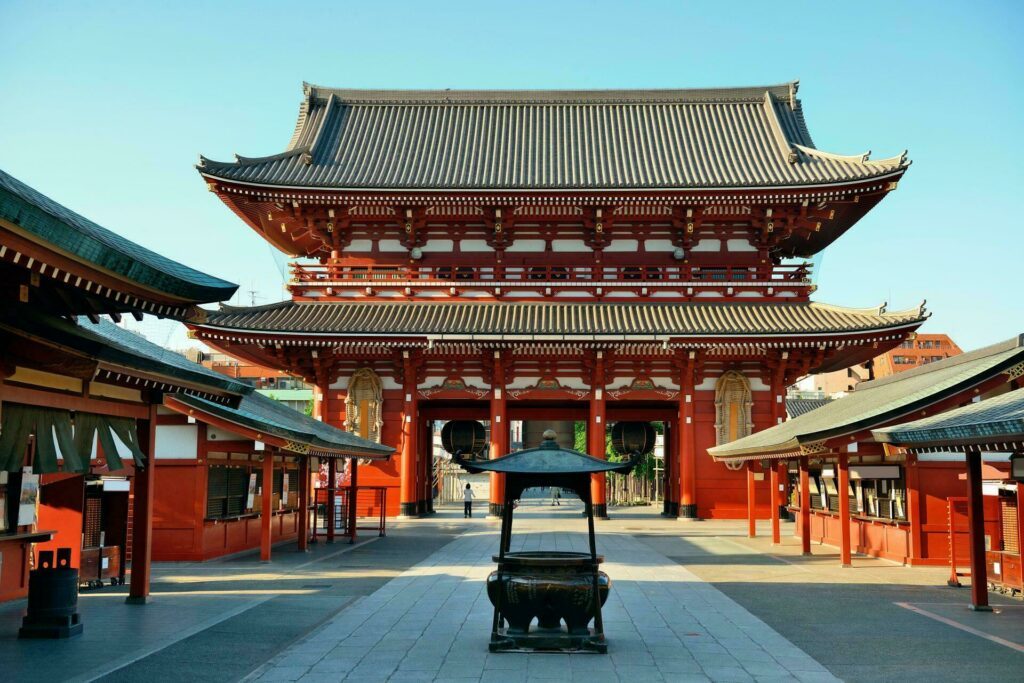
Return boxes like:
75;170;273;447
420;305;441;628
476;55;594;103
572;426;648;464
551;487;561;506
463;483;475;518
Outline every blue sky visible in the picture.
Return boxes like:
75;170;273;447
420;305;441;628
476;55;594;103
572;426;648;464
1;1;1021;350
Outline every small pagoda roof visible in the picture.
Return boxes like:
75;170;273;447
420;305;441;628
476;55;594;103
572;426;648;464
873;389;1024;453
456;435;636;475
709;335;1024;461
0;167;237;314
198;81;907;192
166;391;393;459
199;300;926;345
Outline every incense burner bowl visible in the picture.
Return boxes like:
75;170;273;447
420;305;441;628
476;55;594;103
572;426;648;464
487;551;610;636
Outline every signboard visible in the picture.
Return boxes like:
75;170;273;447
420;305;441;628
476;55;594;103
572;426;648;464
281;473;289;509
246;473;258;509
18;467;40;526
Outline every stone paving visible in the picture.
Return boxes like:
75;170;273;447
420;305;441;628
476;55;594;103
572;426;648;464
249;502;838;683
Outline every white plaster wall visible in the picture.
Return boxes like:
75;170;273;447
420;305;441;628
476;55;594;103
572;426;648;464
346;239;374;252
691;239;722;252
421;239;455;252
604;239;639;252
378;239;407;252
507;239;546;252
460;240;494;252
644;239;676;252
726;238;757;252
551;239;590;252
155;424;199;459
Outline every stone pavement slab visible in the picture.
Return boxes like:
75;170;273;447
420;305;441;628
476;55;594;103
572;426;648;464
250;502;837;683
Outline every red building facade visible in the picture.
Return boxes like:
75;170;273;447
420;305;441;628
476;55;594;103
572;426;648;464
190;82;924;519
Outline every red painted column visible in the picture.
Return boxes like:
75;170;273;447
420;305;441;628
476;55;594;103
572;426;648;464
905;453;923;563
746;463;757;538
965;450;991;610
348;457;359;544
326;457;336;543
400;358;419;517
838;452;852;567
127;403;157;604
770;464;782;545
589;352;608;519
678;353;697;519
260;453;274;562
769;358;787;544
799;456;812;556
489;351;507;518
297;456;310;552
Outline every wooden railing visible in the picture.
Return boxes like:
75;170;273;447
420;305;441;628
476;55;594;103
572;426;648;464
291;263;811;285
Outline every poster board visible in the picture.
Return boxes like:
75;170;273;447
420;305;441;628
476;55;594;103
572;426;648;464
246;473;257;510
18;468;40;526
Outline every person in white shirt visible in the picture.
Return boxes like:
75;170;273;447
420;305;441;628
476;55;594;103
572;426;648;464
463;483;475;518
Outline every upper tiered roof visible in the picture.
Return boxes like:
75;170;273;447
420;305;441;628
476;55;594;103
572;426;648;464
198;81;907;191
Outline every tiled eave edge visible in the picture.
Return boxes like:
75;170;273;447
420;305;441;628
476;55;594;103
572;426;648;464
200;171;905;207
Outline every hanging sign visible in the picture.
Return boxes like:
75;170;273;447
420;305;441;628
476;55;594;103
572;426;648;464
246;473;258;509
281;473;289;509
18;467;40;526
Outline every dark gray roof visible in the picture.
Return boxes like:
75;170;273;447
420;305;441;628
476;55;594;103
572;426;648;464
710;335;1024;460
198;82;907;191
456;436;636;475
786;397;832;419
873;389;1024;451
0;168;237;305
168;392;393;459
199;300;926;339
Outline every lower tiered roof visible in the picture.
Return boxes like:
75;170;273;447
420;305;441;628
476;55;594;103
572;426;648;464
199;300;926;340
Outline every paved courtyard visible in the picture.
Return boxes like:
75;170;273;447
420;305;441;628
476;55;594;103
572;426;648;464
2;499;1023;682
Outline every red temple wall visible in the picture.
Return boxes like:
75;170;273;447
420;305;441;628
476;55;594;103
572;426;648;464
695;390;775;520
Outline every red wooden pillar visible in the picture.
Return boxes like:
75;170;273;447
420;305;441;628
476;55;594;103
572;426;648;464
127;403;157;604
400;359;419;517
799;456;812;556
589;352;608;519
297;456;310;552
260;453;273;562
965;450;991;610
489;352;507;518
348;457;358;544
769;358;787;543
770;463;782;545
838;452;852;567
746;463;757;538
326;458;336;543
678;353;697;519
905;453;923;563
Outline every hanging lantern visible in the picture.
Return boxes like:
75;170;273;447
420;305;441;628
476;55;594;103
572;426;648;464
441;420;488;457
610;421;656;457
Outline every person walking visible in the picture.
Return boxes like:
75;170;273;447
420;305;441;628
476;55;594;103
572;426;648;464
463;483;475;518
551;487;561;506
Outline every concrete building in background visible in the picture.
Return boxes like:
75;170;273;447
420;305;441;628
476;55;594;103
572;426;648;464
811;333;962;396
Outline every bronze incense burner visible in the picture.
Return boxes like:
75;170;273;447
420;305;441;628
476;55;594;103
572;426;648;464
450;426;646;653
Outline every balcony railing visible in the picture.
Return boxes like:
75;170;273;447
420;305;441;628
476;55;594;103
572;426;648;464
290;263;811;285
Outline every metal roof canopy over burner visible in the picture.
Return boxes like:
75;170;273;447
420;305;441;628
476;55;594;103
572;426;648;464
449;424;644;653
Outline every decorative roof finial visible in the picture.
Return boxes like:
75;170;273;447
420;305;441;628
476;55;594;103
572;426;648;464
542;429;557;441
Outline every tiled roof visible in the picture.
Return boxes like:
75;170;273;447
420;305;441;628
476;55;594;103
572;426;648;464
786;397;832;419
873;389;1024;450
169;392;393;459
199;300;926;338
709;335;1024;460
198;82;908;190
0;168;237;304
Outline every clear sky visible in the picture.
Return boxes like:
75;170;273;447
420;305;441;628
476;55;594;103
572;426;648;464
1;1;1021;350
